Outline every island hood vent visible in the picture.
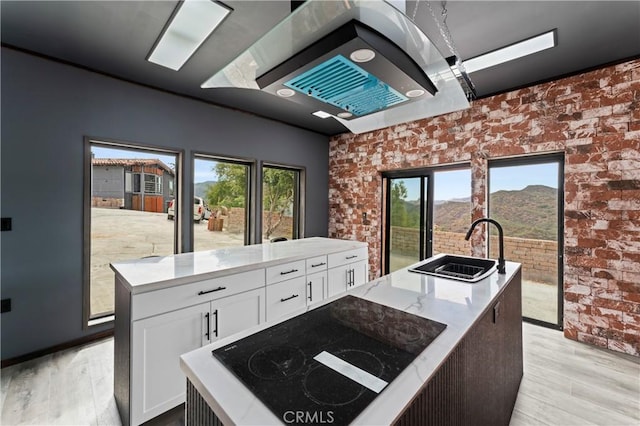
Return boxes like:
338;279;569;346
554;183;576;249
256;20;438;120
202;0;473;134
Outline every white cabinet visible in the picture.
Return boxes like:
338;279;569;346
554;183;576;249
266;277;307;322
130;286;265;425
327;260;368;297
131;269;264;321
266;260;305;285
327;247;368;269
305;255;328;274
114;238;368;426
306;271;327;305
210;287;266;340
131;302;210;425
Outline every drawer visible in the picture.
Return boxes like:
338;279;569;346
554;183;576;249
266;260;306;285
266;276;307;322
306;255;328;273
327;247;368;269
131;269;265;320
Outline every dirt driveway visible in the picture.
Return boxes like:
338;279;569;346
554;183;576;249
90;208;244;316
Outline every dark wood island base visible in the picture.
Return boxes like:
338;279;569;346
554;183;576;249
395;268;523;426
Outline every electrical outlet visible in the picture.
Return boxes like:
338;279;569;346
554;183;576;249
1;218;11;232
1;299;11;313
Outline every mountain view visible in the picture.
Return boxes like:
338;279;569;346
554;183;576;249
487;185;558;241
194;180;216;198
400;185;558;241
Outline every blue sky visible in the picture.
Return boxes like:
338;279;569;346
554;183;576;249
93;146;559;196
400;163;559;201
91;146;219;182
91;146;176;168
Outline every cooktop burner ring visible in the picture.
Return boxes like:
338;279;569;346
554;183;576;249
395;322;425;343
248;345;307;380
302;349;384;407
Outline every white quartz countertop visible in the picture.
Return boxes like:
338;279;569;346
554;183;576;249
110;237;367;294
180;257;522;426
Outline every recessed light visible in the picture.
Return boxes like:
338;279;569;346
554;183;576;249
337;112;353;118
463;30;556;74
405;89;425;98
312;111;332;119
276;88;295;97
350;48;375;63
148;0;232;71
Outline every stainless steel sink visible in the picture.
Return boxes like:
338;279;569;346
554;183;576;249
408;255;497;283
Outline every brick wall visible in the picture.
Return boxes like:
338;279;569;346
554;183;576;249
489;235;558;284
434;231;470;256
328;59;640;356
390;226;420;255
91;197;123;208
226;207;293;238
227;207;246;233
392;228;557;281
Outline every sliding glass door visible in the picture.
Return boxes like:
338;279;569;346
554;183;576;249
386;177;426;272
489;155;563;328
432;169;472;256
384;167;471;274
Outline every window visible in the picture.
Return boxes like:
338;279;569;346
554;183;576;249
383;166;471;273
262;164;302;241
84;140;179;323
144;174;162;194
192;155;252;251
432;169;472;256
489;155;563;328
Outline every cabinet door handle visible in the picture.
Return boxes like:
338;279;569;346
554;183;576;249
346;255;358;260
204;312;210;341
308;282;312;301
280;294;299;302
280;269;299;275
198;286;226;295
213;309;219;338
311;262;326;268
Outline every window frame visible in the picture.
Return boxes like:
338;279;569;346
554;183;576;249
191;152;257;249
260;162;305;241
83;137;183;329
487;152;565;330
381;163;471;275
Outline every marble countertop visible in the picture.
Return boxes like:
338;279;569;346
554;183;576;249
180;256;522;425
110;237;367;294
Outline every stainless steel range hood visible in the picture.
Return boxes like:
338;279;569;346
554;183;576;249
202;0;473;134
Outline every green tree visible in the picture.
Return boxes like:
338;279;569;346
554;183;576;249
390;181;420;228
204;163;296;238
205;163;247;208
263;168;295;238
391;181;408;227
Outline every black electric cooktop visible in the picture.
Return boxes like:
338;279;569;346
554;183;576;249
212;296;446;425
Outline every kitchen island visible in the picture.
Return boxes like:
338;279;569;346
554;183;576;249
181;257;523;425
112;237;369;425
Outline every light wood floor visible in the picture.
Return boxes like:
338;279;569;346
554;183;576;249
1;323;638;425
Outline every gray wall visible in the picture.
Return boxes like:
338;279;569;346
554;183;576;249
93;166;125;199
0;47;329;360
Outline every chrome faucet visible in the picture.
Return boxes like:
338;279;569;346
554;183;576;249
465;218;506;274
